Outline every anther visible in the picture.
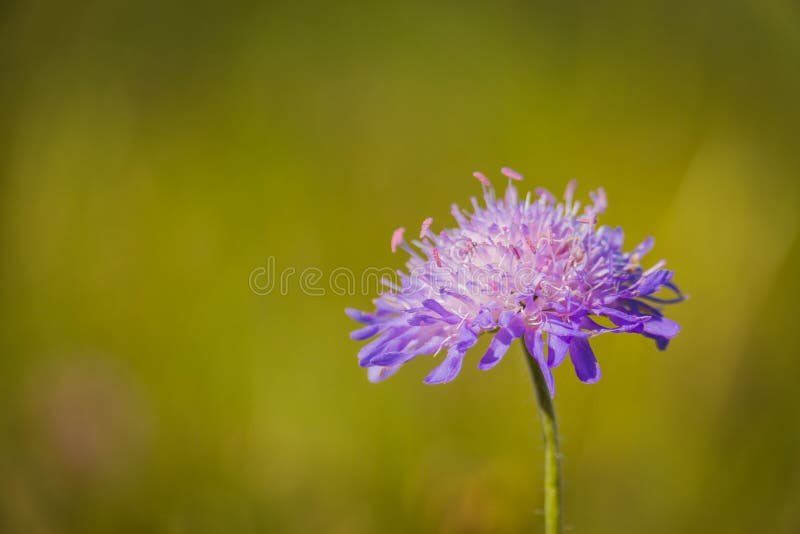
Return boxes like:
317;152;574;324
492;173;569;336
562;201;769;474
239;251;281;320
420;217;433;239
390;227;405;253
432;247;443;268
472;171;491;188
501;167;523;181
524;234;537;253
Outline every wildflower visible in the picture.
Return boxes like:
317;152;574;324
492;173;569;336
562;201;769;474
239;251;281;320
347;169;684;396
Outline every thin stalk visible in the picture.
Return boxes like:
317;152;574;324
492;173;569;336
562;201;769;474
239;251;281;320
522;339;562;534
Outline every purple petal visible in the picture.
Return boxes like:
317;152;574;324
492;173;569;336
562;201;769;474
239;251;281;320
642;316;680;338
367;365;401;383
524;331;555;397
424;347;466;384
644;280;686;304
345;308;374;324
360;328;447;367
350;324;380;340
597;306;645;325
358;327;410;360
408;334;449;356
474;307;496;330
547;334;570;367
633;236;654;256
477;328;516;370
637;269;673;296
367;351;416;367
543;319;590;338
581;316;644;334
422;299;460;323
439;288;475;306
507;313;527;337
357;333;395;363
425;328;479;384
610;227;624;249
496;309;516;328
358;327;413;363
569;338;601;384
652;336;670;350
453;326;479;352
407;314;445;326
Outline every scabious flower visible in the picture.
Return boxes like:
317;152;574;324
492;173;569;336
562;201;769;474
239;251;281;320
347;168;684;396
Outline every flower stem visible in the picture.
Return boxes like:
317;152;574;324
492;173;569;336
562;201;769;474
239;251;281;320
522;340;562;534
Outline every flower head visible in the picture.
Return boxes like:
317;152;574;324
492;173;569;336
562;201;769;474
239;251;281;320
347;169;684;396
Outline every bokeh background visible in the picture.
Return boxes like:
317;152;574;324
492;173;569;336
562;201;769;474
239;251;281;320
1;1;799;533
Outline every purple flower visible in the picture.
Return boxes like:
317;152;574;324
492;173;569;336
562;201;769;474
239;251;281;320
347;169;685;396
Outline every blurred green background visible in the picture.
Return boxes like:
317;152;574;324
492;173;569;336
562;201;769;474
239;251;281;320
1;1;799;533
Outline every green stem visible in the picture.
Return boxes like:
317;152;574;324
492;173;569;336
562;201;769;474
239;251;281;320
521;339;562;534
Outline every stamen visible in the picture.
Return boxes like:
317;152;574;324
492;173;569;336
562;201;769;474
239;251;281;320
472;171;491;187
450;203;467;224
524;234;537;253
535;187;556;204
390;227;405;253
643;259;666;275
510;244;521;259
592;187;607;213
420;217;433;239
565;179;577;206
432;247;443;268
501;167;523;181
625;253;641;272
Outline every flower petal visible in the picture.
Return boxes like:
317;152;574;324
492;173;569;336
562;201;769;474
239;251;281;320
425;328;479;384
642;316;680;338
477;328;516;370
367;351;416;367
651;336;670;350
569;338;602;384
547;334;570;367
360;329;447;367
633;236;654;256
368;365;401;383
609;226;624;249
345;308;375;324
408;314;446;326
422;299;461;324
524;331;555;397
543;319;590;338
636;269;674;296
350;324;380;340
507;314;527;337
424;346;466;384
597;306;645;325
357;327;406;362
581;316;644;334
